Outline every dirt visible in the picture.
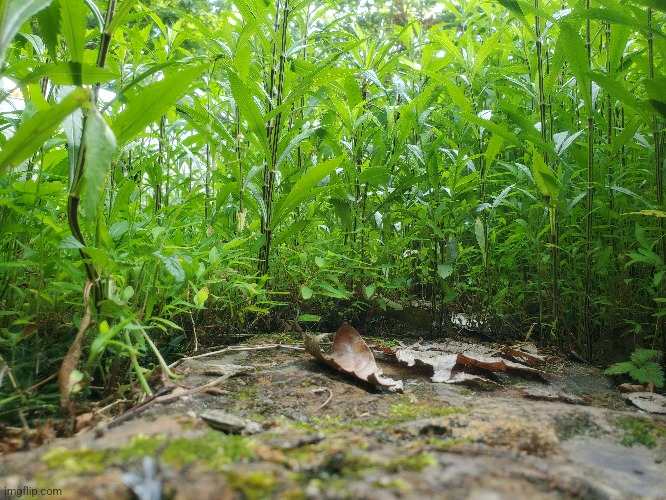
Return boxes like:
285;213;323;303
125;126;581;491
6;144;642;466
1;333;665;500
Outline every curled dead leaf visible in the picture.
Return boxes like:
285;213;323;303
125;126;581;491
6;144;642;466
395;340;548;385
303;323;403;393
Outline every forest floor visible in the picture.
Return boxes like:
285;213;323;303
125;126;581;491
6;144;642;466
1;329;666;499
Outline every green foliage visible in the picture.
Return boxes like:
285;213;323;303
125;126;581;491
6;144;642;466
604;349;665;388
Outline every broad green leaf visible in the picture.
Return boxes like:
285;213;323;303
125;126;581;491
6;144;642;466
83;103;116;223
227;69;269;155
0;0;52;66
462;113;524;150
195;287;209;307
474;218;487;265
0;86;90;172
112;64;208;147
298;314;321;322
471;31;503;77
644;78;666;119
437;264;454;280
58;235;85;248
156;253;185;283
314;280;350;299
589;71;646;116
208;246;219;264
558;22;592;117
301;285;314;300
484;134;504;170
314;256;326;267
530;148;559;205
109;220;129;239
272;156;345;225
363;284;376;299
344;74;363;109
59;0;86;64
36;0;60;61
30;62;118;85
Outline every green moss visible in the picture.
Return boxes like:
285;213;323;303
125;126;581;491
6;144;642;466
231;385;258;400
364;337;401;348
388;403;465;420
386;451;437;472
41;431;255;477
288;405;467;435
617;417;666;448
556;414;597;440
253;332;303;344
225;469;278;500
373;477;410;491
162;431;255;468
42;448;107;474
420;436;471;450
113;434;166;462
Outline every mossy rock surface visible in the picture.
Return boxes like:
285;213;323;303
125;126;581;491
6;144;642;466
2;333;665;499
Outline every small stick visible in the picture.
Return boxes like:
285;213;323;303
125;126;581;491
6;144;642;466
313;387;333;410
169;343;305;367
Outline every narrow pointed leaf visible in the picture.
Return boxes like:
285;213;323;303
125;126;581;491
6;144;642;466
0;0;52;66
83;103;117;223
227;69;269;154
112;64;208;146
273;156;344;225
0;86;90;172
59;0;86;63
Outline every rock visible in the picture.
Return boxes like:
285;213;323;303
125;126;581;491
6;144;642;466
200;410;263;434
624;392;666;414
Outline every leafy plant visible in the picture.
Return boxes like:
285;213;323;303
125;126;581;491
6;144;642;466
604;348;665;390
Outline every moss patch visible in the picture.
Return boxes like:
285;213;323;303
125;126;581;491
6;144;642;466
617;417;666;448
41;431;255;477
225;469;279;500
42;448;108;474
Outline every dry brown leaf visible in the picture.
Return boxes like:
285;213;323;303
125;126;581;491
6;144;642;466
498;344;546;366
394;340;548;385
59;281;94;413
303;323;403;393
618;383;647;393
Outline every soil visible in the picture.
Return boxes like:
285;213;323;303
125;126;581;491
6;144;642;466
1;332;665;500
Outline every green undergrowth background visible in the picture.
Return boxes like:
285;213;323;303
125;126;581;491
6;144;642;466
0;0;665;424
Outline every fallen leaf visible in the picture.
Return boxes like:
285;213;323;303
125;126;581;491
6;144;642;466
303;323;403;393
394;340;548;385
498;344;546;366
59;281;93;413
618;383;647;393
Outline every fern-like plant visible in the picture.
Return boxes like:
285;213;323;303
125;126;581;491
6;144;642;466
604;349;665;392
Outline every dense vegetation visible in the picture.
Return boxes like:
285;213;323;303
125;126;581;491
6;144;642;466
0;0;664;422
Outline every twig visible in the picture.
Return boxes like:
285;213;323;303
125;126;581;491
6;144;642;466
169;343;304;368
312;387;333;410
106;368;249;429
